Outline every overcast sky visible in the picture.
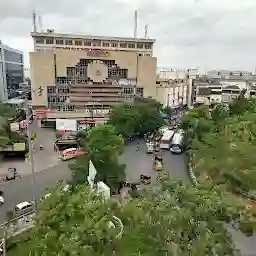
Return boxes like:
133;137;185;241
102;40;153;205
1;0;256;72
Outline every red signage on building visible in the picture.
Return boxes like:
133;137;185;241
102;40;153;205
87;49;109;57
35;109;50;117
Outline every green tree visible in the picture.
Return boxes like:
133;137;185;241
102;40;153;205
109;98;164;137
71;124;126;193
185;96;256;193
13;179;256;256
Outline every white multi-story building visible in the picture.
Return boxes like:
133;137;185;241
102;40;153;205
207;70;253;80
156;68;198;108
0;41;24;101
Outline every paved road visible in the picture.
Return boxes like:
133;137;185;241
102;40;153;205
0;123;59;176
120;139;190;183
0;140;189;224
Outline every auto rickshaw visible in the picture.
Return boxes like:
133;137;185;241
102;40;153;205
154;154;163;171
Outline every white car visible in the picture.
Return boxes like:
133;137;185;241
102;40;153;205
0;191;4;204
15;201;34;216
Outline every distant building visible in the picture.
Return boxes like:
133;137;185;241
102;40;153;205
0;41;24;101
194;76;256;105
156;68;198;108
30;30;157;123
207;70;253;80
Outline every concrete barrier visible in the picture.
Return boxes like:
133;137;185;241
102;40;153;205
187;152;198;185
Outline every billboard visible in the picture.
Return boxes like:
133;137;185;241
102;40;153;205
10;122;20;132
13;142;26;152
56;119;77;132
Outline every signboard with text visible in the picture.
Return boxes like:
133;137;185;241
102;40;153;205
87;49;109;57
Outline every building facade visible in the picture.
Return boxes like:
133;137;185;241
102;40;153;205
207;70;253;80
194;77;255;105
30;30;157;121
0;41;24;101
156;68;198;108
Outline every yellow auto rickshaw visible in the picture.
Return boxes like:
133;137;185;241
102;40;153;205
154;154;163;171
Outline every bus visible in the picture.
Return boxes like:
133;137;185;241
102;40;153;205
159;130;175;150
170;130;185;154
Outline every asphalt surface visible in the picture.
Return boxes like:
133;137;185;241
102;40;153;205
0;139;189;225
0;123;59;176
0;139;255;255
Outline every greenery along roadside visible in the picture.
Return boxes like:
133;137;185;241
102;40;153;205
7;177;256;256
108;97;165;138
0;103;27;149
183;92;256;194
69;124;126;193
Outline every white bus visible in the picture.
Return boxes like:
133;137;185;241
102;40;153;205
160;130;175;150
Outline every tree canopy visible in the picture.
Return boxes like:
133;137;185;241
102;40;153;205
0;103;27;148
10;178;256;255
183;95;256;194
70;124;126;193
108;97;165;138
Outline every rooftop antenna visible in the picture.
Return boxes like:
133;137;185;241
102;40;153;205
134;10;138;38
144;24;148;38
32;9;37;32
38;15;43;32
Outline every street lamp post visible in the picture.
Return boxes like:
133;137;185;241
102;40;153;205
25;97;37;208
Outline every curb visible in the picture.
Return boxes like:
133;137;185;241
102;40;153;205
186;152;198;185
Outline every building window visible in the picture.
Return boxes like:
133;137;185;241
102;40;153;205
144;44;152;49
102;42;110;47
124;87;134;94
35;37;45;44
46;38;54;44
5;63;24;99
75;39;82;46
47;86;55;93
3;50;23;63
137;43;144;49
120;43;127;48
92;40;101;47
56;39;63;45
128;43;135;48
111;42;118;48
65;39;73;45
84;40;91;46
136;87;144;97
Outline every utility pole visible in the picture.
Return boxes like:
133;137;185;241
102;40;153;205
2;224;6;256
25;97;37;208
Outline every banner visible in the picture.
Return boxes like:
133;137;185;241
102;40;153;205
13;142;26;152
10;122;20;132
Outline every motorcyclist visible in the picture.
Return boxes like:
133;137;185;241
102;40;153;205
136;138;140;151
40;144;43;150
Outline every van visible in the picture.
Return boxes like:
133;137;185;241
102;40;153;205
14;201;34;216
160;130;175;150
170;130;185;154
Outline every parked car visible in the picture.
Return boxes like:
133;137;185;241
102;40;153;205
0;191;4;205
14;201;34;217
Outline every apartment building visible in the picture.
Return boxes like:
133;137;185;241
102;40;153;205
0;41;24;101
156;68;198;108
207;70;253;80
30;30;157;122
194;77;253;105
